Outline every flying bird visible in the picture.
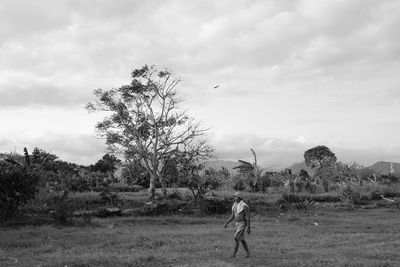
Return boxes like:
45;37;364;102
213;85;219;89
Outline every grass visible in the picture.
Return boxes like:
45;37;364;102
2;208;400;266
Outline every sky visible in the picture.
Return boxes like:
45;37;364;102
1;0;400;169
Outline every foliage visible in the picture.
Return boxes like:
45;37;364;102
31;147;58;165
257;172;272;192
304;145;337;179
231;174;247;191
0;161;40;217
137;200;188;215
304;145;337;168
304;180;318;194
107;183;144;192
200;197;231;214
99;186;119;206
233;149;262;192
181;167;223;206
87;65;212;200
269;173;286;188
46;178;75;225
340;185;361;208
377;174;400;185
89;154;121;181
119;160;151;187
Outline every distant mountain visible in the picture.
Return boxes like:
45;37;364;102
368;161;400;175
288;160;400;176
206;159;400;177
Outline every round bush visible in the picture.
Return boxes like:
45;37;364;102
0;162;40;217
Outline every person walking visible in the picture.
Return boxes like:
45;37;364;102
224;191;251;258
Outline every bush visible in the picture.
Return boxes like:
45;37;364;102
49;191;75;225
167;190;183;200
200;197;231;214
137;200;188;215
108;183;143;192
99;187;119;206
270;174;285;188
340;185;368;206
257;174;271;192
0;162;40;217
278;193;341;205
305;181;317;194
232;175;246;191
68;176;91;192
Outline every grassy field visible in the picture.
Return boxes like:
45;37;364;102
2;207;400;266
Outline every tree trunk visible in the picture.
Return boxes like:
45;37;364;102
160;177;167;199
148;175;156;201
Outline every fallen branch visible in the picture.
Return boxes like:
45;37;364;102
380;194;397;203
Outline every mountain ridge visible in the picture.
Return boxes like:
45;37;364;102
206;159;400;176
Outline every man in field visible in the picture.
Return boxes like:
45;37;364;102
224;191;251;258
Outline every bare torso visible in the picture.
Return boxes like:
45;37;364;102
234;210;245;222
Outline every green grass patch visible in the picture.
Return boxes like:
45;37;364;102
2;210;400;266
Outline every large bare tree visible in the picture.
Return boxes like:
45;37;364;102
87;65;210;200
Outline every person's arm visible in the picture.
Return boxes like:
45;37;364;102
224;210;235;228
244;205;251;234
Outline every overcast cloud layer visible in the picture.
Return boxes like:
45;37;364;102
1;0;400;167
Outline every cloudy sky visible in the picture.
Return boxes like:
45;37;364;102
1;0;400;168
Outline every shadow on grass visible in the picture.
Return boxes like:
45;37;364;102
0;215;101;228
60;255;170;267
0;215;55;228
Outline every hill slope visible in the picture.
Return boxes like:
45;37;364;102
369;161;400;175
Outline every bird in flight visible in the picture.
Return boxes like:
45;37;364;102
213;85;219;89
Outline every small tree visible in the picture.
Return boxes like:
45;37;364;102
304;145;337;191
87;65;210;200
182;167;223;206
90;154;121;182
304;145;337;174
234;149;262;191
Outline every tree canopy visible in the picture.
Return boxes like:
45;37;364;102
87;65;212;200
304;145;337;170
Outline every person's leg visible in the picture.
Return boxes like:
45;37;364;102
241;240;250;257
233;240;240;257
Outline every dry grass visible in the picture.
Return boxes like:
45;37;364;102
2;208;400;266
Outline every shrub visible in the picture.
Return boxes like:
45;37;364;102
49;190;75;225
232;175;246;191
181;168;223;207
99;186;119;206
294;177;304;193
137;200;187;215
68;176;91;192
340;185;362;207
276;193;318;210
257;174;271;192
377;174;400;185
167;190;183;200
270;174;285;188
46;176;77;225
277;193;341;207
200;197;231;214
108;183;143;192
305;181;317;194
0;162;40;217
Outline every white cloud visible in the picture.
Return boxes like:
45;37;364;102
1;0;400;166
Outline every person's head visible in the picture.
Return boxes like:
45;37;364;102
233;191;242;202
